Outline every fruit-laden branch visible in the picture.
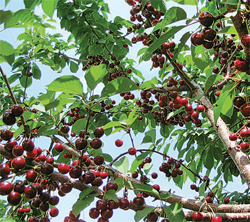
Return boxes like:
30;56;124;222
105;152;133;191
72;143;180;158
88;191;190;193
184;212;250;221
40;139;250;214
1;143;250;220
165;51;250;188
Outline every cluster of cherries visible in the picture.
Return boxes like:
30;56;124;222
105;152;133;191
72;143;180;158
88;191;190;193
2;104;24;126
136;88;205;128
228;96;250;152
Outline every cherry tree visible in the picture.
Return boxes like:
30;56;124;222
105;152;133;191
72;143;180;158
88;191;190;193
0;0;250;221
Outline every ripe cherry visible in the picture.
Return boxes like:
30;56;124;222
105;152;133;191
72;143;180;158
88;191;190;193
22;139;34;152
128;147;137;155
7;191;21;206
12;145;24;157
115;139;123;147
94;155;105;165
192;212;204;221
211;216;222;222
54;143;64;152
100;171;108;179
0;181;13;195
11;104;24;117
1;129;13;141
75;138;88;150
12;156;26;170
94;127;104;138
133;196;145;208
234;59;249;72
240;103;250;117
197;105;205;112
224;197;230;204
26;170;37;182
89;208;100;219
241;34;250;48
58;163;71;174
199;11;214;27
50;208;59;217
229;134;237;141
90;138;102;149
240;142;250;151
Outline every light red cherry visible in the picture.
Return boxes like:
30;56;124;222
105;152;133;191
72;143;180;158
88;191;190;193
240;142;250;150
211;216;222;222
50;208;59;217
128;147;137;155
54;143;64;152
229;134;237;141
58;163;71;174
197;105;205;112
192;212;204;221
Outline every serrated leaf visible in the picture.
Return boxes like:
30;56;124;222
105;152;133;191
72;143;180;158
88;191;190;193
101;77;139;98
135;207;154;222
172;32;191;61
132;182;160;198
142;26;185;61
72;193;97;217
79;186;98;199
153;7;187;32
47;75;83;96
85;64;107;90
113;156;129;174
204;75;223;92
42;0;58;18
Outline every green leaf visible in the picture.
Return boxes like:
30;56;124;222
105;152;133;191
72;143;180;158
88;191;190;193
153;7;187;32
101;77;139;98
172;32;191;61
135;207;154;222
172;0;198;5
130;152;149;173
163;203;185;221
151;0;166;13
72;119;86;134
85;64;107;90
103;121;122;130
0;10;13;24
142;26;185;61
32;63;41;79
224;0;239;5
113;156;129;174
142;129;156;143
204;75;223;92
199;182;207;197
0;218;16;222
47;75;83;96
42;0;58;18
20;75;32;88
104;189;118;202
0;40;15;65
72;193;97;216
79;186;98;199
132;182;160;198
70;61;78;73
